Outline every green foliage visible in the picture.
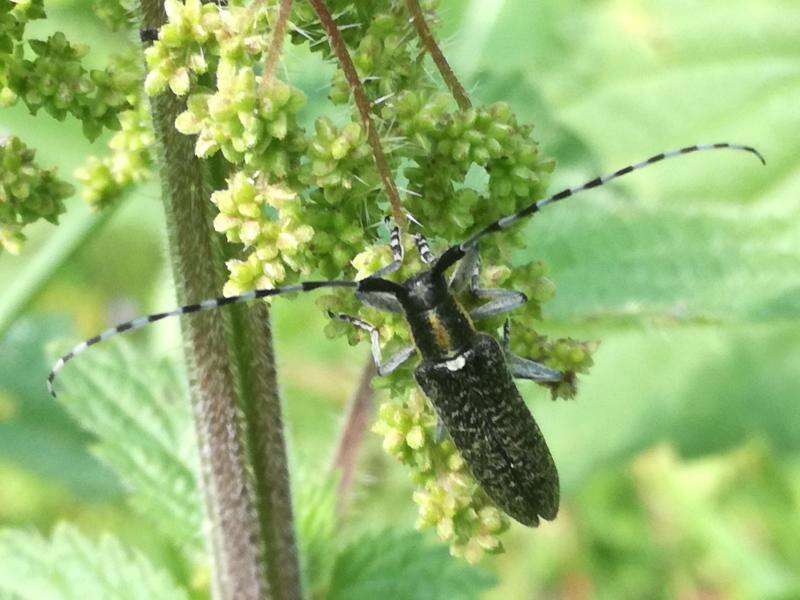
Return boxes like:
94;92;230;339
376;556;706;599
54;341;205;556
325;529;496;600
0;136;72;253
2;0;798;597
469;0;800;324
2;31;135;139
0;523;189;600
293;475;338;596
0;317;120;501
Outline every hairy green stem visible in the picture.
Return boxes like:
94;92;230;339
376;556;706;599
404;0;472;110
307;0;406;228
139;2;301;598
210;153;303;600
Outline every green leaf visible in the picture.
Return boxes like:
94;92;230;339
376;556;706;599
0;207;114;339
0;523;189;600
453;0;800;323
325;530;496;600
0;317;120;500
55;341;205;556
294;475;338;596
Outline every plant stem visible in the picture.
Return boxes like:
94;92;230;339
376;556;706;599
404;0;472;110
331;358;376;513
307;0;406;228
210;152;303;600
141;0;300;600
260;0;293;90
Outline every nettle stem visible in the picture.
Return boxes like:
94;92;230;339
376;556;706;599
139;1;301;599
307;0;407;228
404;0;472;110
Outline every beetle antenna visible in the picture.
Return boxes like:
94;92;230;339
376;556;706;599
459;143;765;250
47;279;358;398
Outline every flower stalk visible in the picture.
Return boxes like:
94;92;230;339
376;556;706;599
307;0;407;228
404;0;472;111
260;0;293;89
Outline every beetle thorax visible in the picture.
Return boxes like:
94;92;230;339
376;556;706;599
400;270;476;360
400;270;449;314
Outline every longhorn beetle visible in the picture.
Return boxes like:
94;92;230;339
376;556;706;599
47;143;764;527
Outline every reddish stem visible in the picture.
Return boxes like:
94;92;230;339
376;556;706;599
404;0;472;110
261;0;293;90
307;0;406;228
331;358;377;513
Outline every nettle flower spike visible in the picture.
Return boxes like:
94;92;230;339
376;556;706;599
175;62;306;168
212;172;313;295
143;0;221;95
0;135;72;253
76;100;154;208
373;389;510;563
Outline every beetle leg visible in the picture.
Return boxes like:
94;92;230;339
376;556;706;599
413;233;436;264
356;290;403;313
327;311;416;376
469;288;528;320
468;265;528;320
457;251;527;320
506;353;563;383
368;219;404;278
501;318;512;350
449;245;478;293
502;320;562;382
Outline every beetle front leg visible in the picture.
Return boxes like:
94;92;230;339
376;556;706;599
327;311;416;376
454;247;527;320
502;320;563;383
367;220;405;279
466;258;528;321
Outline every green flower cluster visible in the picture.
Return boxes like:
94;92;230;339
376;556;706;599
1;31;136;140
146;0;596;562
0;0;43;55
328;9;429;106
91;0;136;31
394;92;555;240
75;101;154;209
373;389;510;563
143;0;223;96
1;0;43;106
211;171;313;295
175;66;306;171
0;135;73;253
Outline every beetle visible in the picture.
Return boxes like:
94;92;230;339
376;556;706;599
47;142;764;526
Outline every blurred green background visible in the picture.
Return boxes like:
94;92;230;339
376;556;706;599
1;0;799;598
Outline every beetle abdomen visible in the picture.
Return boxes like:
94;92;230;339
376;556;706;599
414;333;559;526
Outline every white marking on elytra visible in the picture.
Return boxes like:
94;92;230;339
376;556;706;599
445;355;466;371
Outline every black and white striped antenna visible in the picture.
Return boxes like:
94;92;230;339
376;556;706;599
458;143;764;251
47;142;764;397
46;281;357;397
